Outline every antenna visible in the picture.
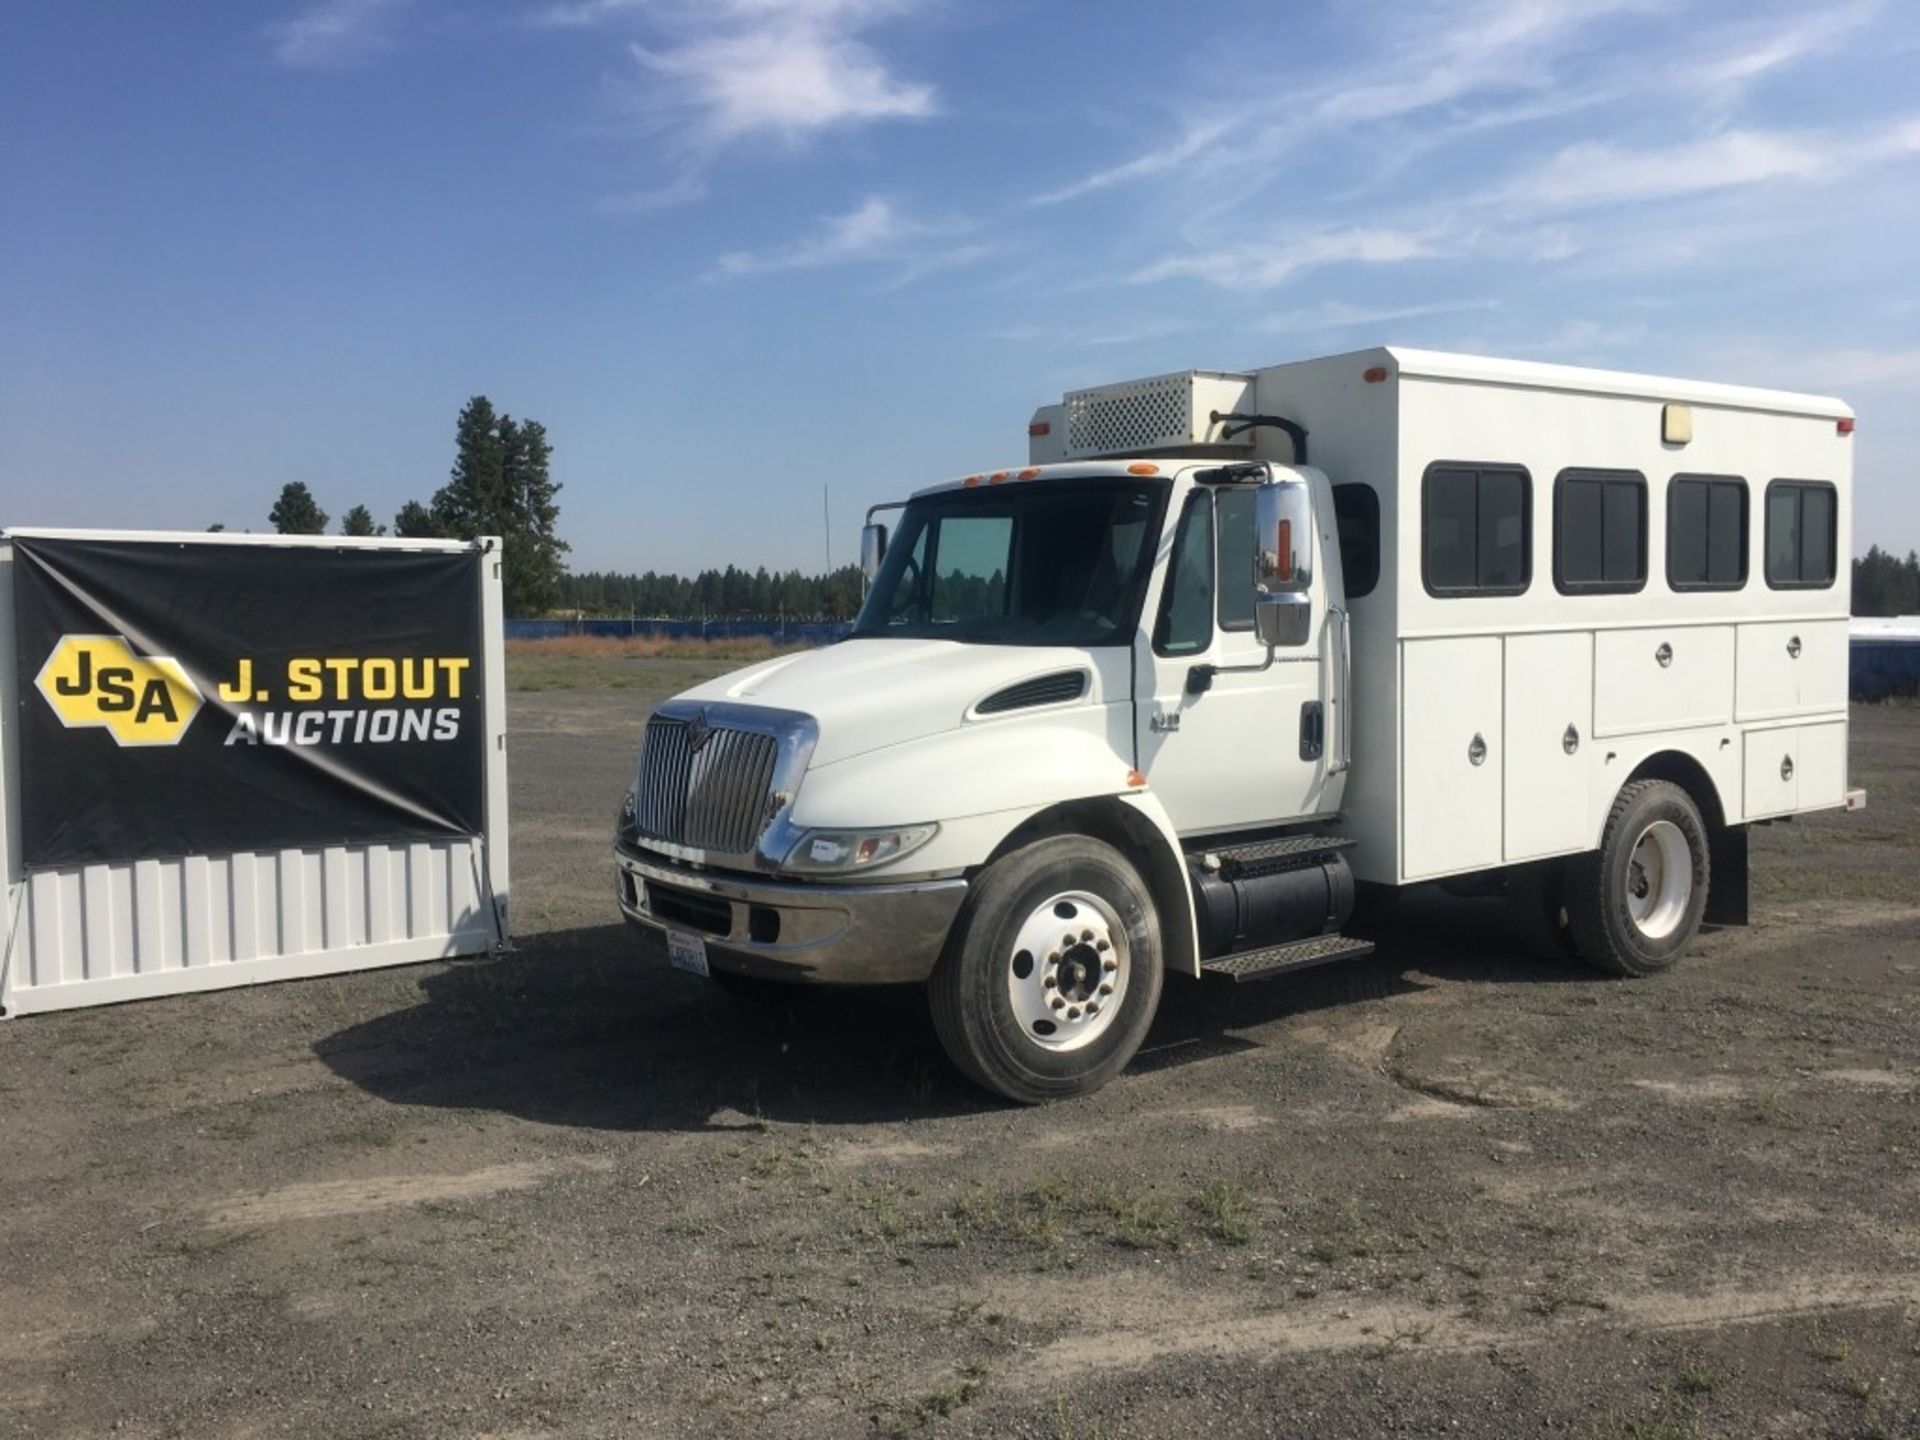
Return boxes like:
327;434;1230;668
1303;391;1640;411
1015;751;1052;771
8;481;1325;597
823;485;831;573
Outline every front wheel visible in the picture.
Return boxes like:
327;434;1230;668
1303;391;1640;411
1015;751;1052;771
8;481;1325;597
929;835;1164;1104
1566;780;1710;976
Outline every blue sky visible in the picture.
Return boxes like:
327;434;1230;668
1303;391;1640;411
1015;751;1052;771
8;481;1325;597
3;0;1917;575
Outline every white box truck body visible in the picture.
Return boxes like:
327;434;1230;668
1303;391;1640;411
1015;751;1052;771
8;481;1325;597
615;348;1859;1101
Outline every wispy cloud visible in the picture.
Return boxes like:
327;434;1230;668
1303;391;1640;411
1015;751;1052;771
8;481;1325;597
270;0;410;70
1132;227;1436;291
551;0;936;206
708;195;985;286
1258;298;1502;334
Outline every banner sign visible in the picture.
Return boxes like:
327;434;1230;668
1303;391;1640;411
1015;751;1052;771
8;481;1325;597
12;536;486;870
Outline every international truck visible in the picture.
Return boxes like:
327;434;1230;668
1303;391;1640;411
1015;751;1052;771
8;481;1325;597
614;347;1861;1102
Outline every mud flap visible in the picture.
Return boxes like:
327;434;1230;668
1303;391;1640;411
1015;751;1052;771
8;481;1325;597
1704;824;1749;927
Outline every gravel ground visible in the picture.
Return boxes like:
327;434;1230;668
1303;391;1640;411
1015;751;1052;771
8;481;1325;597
2;658;1916;1440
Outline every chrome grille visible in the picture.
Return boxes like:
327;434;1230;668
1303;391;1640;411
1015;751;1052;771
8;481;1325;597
635;714;781;855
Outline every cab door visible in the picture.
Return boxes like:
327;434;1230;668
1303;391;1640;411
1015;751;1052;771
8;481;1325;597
1134;471;1340;836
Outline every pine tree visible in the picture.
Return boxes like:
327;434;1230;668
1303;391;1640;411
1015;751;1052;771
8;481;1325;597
393;500;442;538
269;481;328;535
341;504;385;537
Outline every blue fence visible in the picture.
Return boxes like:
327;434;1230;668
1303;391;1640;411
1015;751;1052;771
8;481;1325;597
505;616;853;647
1852;638;1920;701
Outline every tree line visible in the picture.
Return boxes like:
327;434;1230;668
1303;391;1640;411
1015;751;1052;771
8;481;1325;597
256;396;567;617
558;565;867;621
1852;547;1920;616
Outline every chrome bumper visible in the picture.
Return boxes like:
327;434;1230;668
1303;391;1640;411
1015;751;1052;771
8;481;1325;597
613;841;968;985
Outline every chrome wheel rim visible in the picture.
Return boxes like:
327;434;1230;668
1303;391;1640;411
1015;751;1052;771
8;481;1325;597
1625;820;1692;941
1006;890;1129;1053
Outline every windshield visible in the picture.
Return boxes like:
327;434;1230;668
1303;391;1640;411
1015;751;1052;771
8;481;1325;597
851;479;1168;647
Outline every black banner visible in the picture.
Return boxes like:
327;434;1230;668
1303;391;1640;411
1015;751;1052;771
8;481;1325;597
13;536;486;870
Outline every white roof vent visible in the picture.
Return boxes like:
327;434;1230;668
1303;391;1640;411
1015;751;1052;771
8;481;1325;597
1061;370;1255;458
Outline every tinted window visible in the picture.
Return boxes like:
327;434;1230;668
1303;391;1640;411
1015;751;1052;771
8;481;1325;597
1332;484;1380;598
929;515;1011;622
1215;488;1256;630
1155;494;1214;655
1667;474;1748;591
1422;463;1531;596
1764;480;1837;589
1554;469;1646;594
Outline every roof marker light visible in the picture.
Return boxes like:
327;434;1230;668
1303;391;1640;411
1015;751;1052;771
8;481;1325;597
989;470;1010;484
1028;421;1051;437
1362;366;1388;383
1018;467;1041;480
1837;417;1856;436
963;474;983;487
1126;462;1159;476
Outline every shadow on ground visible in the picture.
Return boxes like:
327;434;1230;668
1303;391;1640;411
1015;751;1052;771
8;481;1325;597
316;891;1599;1131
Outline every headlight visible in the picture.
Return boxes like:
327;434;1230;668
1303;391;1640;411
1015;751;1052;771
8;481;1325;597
782;823;938;874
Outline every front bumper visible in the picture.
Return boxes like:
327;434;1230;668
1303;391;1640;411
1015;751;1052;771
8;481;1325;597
613;840;968;985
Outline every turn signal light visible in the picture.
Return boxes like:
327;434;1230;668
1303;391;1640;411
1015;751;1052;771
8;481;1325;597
1275;519;1294;583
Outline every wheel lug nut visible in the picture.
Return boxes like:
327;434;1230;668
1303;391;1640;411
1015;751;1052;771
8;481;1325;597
1043;975;1056;989
1102;958;1118;973
1095;939;1110;952
1067;1007;1081;1020
1085;1003;1099;1016
1098;983;1113;996
1081;929;1094;942
1051;996;1065;1010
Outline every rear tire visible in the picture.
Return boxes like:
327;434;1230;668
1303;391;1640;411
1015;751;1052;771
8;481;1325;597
1566;780;1709;977
929;835;1163;1104
1506;859;1578;963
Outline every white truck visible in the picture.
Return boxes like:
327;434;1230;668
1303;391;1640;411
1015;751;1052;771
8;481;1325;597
615;347;1860;1102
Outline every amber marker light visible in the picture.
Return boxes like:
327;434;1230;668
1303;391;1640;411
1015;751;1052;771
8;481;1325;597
1018;467;1041;480
1126;462;1159;475
1363;366;1389;383
963;474;983;487
1126;769;1147;788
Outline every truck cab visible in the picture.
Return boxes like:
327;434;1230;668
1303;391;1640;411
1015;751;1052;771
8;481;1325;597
617;349;1857;1102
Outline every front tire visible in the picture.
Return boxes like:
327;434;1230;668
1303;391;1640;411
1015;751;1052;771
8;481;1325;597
929;835;1164;1104
1566;780;1710;976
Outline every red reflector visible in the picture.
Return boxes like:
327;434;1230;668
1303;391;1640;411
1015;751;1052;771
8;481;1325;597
1275;519;1293;583
1028;421;1051;437
1362;366;1388;383
1837;417;1855;435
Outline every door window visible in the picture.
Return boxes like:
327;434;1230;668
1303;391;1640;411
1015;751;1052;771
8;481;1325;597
1215;488;1257;631
1154;495;1214;656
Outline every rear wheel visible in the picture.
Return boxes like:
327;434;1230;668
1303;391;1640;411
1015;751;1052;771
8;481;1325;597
1566;780;1709;976
929;835;1163;1104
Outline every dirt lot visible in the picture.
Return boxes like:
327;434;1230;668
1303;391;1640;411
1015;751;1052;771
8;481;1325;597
3;657;1917;1439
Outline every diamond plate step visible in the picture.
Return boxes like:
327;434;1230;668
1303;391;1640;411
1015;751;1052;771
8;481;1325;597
1199;932;1376;983
1190;834;1357;877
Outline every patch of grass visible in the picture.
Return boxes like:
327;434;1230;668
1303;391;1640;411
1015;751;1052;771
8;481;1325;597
1676;1362;1719;1396
1748;1087;1800;1128
1194;1180;1257;1246
947;1177;1185;1252
664;1204;710;1237
1531;1276;1610;1317
881;1365;987;1435
1597;1414;1718;1440
1305;1202;1378;1265
1809;1325;1854;1364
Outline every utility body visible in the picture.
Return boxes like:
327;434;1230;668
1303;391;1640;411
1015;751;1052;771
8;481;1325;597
615;348;1860;1101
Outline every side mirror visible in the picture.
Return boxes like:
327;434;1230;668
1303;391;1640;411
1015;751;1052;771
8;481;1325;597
1253;480;1313;648
860;523;888;584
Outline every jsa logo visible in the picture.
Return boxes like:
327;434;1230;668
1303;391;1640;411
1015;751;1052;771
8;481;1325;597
35;635;204;746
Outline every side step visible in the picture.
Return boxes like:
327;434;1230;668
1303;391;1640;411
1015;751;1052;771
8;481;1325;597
1199;932;1376;983
1192;834;1356;878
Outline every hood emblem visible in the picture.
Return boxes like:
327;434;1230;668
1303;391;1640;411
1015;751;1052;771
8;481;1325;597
685;708;714;754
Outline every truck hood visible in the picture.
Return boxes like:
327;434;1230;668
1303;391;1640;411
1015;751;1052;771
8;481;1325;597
675;638;1118;767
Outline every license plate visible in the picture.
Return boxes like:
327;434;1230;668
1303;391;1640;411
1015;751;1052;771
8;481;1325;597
666;930;709;977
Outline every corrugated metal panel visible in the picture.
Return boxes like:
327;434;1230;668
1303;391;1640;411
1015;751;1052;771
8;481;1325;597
9;840;492;1010
0;532;510;1017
